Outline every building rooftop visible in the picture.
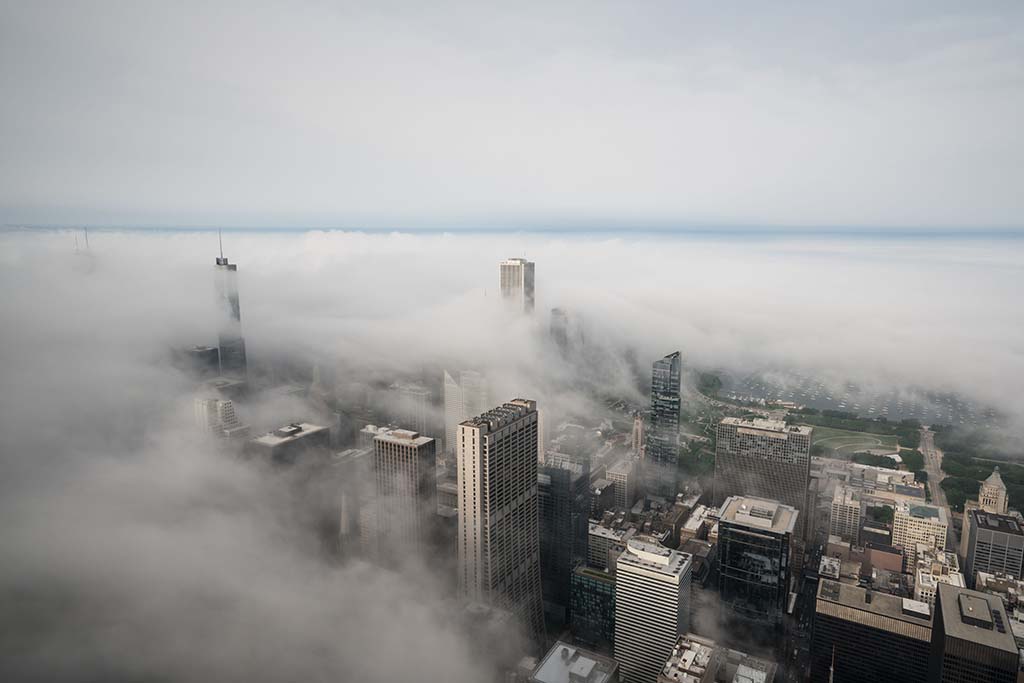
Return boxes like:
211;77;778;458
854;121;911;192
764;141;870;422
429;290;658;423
618;538;691;577
719;496;798;535
897;501;949;525
531;641;617;683
720;417;812;436
373;428;433;447
251;422;327;446
969;509;1024;536
462;398;536;432
589;521;634;542
607;459;635;477
937;584;1018;654
660;633;720;683
816;580;931;639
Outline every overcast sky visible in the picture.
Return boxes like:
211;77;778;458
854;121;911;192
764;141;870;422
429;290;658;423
1;1;1022;230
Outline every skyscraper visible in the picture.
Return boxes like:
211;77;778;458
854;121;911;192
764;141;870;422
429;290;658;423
500;258;535;313
713;417;812;538
389;381;430;435
644;351;681;496
194;397;250;440
214;246;247;378
457;398;545;644
443;370;488;456
929;583;1019;683
892;502;949;569
371;428;437;556
717;496;797;629
829;485;862;543
538;457;591;626
570;565;616;651
613;538;692;683
963;510;1024;586
606;459;636;511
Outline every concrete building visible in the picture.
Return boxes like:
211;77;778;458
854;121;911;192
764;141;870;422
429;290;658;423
607;459;637;511
530;641;619;683
500;257;535;313
571;565;616;652
613;538;692;683
245;422;330;465
589;522;635;571
371;428;437;556
914;545;966;607
811;579;932;682
892;502;948;568
929;583;1019;683
645;352;682;496
963;510;1024;587
679;504;711;545
457;399;545;644
829;485;862;544
194;397;250;440
717;496;797;629
658;633;777;683
713;418;812;539
981;467;1010;515
443;369;488;456
539;457;591;627
213;251;247;379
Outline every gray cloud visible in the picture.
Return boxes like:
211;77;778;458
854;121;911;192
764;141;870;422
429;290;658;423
1;1;1022;229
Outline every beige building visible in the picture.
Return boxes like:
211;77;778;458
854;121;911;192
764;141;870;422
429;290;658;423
892;502;948;568
371;428;436;555
829;485;862;543
457;398;545;642
606;458;637;511
913;544;965;606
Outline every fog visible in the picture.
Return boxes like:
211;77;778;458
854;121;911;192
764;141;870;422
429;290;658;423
1;228;1022;680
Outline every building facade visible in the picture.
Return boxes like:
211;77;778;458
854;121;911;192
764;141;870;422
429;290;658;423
213;254;247;378
457;399;545;643
443;369;488;456
713;418;812;538
929;583;1019;683
500;257;535;313
645;351;682;496
613;538;692;683
829;485;862;543
606;459;637;511
964;510;1024;586
570;565;616;652
892;502;948;569
371;429;437;556
538;457;591;627
717;496;797;628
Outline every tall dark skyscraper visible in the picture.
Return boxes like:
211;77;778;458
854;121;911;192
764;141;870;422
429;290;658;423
930;583;1019;683
538;456;591;627
214;238;247;378
644;351;681;495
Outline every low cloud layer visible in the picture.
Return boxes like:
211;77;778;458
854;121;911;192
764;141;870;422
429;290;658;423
0;228;1022;680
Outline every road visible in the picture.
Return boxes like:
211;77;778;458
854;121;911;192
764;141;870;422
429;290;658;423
920;427;948;509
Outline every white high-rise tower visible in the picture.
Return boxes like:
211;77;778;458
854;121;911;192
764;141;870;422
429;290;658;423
457;398;545;643
499;258;535;313
443;370;488;456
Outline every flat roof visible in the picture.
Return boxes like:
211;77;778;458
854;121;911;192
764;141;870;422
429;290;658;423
252;422;327;446
607;459;635;476
969;510;1024;536
373;428;433;447
462;399;536;432
589;522;633;542
721;417;812;436
937;583;1018;653
816;580;932;636
531;641;616;683
618;538;691;577
719;496;798;535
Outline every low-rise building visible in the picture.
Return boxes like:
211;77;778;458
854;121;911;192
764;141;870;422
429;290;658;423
531;641;619;683
658;633;776;683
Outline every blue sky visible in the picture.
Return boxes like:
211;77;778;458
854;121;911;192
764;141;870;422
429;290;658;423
1;1;1022;230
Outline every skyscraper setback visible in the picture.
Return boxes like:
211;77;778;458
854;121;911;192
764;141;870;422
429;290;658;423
214;244;247;378
457;398;545;644
645;351;681;495
499;258;535;313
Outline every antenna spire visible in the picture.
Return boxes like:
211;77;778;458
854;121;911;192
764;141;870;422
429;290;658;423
84;227;89;249
218;228;224;259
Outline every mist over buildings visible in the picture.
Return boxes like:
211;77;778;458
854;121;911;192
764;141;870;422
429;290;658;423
0;227;1022;679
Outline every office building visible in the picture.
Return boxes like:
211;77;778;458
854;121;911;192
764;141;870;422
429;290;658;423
457;399;545;643
571;565;616;651
443;369;488;456
371;428;437;555
613;538;692;683
245;422;330;465
658;633;777;683
810;579;932;682
181;344;220;378
589;522;635;571
981;468;1010;515
645;352;682;496
914;545;966;607
530;641;619;683
194;397;250;440
213;251;247;378
829;485;862;543
714;418;812;538
891;501;949;568
717;496;797;628
500;257;535;313
964;510;1024;586
929;583;1019;683
539;457;591;626
607;459;637;511
389;382;431;436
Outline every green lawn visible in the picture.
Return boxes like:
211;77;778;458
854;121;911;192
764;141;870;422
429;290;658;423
808;425;900;454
